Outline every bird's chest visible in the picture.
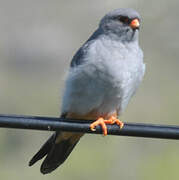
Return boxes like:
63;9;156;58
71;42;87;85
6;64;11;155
85;42;142;95
65;40;144;115
78;48;142;115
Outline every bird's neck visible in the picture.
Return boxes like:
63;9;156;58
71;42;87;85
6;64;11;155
100;32;139;50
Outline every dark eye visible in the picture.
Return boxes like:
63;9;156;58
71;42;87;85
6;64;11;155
118;16;129;24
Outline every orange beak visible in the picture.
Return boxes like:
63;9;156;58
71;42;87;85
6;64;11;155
130;18;140;29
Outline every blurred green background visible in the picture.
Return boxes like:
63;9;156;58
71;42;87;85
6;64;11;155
0;0;179;179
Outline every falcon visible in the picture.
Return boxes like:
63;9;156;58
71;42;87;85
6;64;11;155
29;8;145;174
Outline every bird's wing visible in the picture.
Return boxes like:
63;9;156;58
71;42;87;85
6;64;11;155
70;45;89;67
70;29;102;68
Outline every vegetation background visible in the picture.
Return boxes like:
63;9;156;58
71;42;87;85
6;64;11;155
0;0;179;179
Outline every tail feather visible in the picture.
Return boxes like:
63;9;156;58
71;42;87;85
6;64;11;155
29;133;56;166
29;132;82;174
40;138;79;174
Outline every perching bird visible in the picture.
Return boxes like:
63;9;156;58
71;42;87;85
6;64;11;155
29;8;145;174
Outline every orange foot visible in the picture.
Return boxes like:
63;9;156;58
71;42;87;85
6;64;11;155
90;116;124;136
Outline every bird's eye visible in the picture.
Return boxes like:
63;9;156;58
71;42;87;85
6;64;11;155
118;16;129;24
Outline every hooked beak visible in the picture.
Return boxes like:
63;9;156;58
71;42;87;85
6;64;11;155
130;18;140;30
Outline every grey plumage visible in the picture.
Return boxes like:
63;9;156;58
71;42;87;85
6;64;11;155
29;8;145;174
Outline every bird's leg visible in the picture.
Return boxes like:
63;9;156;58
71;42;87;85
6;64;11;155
90;116;124;136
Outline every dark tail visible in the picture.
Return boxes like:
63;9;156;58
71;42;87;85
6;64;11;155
29;132;82;174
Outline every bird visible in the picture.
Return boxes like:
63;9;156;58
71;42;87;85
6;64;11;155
29;8;145;174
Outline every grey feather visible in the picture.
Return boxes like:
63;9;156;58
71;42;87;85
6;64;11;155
70;28;103;68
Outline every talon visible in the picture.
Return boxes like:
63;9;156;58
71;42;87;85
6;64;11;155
91;127;96;131
90;117;107;136
109;116;124;129
90;116;124;136
119;122;124;129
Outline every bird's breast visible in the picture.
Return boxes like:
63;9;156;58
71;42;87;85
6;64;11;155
85;39;143;90
81;39;144;113
61;39;144;116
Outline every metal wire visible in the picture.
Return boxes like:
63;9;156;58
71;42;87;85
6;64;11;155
0;114;179;139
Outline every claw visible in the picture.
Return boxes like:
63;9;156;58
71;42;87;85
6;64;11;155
108;116;124;129
90;116;124;136
90;117;107;136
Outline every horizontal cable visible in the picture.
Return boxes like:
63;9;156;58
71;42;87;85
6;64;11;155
0;114;179;140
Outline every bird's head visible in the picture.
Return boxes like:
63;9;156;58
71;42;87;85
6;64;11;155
99;8;141;42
